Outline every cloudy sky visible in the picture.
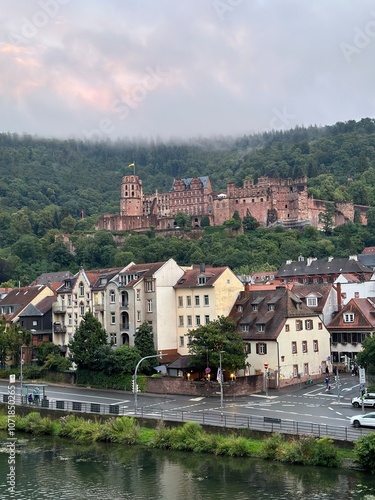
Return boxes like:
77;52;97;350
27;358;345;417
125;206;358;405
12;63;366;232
1;0;375;141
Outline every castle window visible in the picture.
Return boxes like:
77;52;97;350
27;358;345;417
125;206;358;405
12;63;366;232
252;199;254;202
260;198;263;202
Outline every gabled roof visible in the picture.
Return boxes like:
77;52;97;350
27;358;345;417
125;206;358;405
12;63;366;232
327;298;375;330
174;267;228;288
277;257;373;278
0;286;48;321
229;287;319;340
291;283;333;313
31;271;74;291
170;176;210;191
119;262;169;287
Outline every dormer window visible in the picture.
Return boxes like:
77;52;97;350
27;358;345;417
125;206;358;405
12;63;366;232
241;324;249;332
100;277;107;285
238;305;243;312
257;323;265;332
307;297;318;307
198;275;206;285
252;305;258;311
344;313;354;323
268;304;275;311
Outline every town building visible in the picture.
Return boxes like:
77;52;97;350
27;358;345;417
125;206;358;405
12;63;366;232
174;264;244;358
104;259;185;361
97;174;368;233
0;285;55;326
276;255;373;284
229;286;331;388
52;267;122;352
327;297;375;367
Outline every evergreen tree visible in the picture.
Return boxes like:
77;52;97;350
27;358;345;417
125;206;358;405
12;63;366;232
134;322;158;373
68;311;109;370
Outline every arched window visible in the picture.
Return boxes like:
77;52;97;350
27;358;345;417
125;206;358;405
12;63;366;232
121;311;129;329
121;291;128;307
79;282;84;297
79;301;85;316
110;290;116;303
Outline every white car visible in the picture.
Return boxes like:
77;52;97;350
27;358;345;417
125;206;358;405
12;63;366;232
351;393;375;408
350;412;375;428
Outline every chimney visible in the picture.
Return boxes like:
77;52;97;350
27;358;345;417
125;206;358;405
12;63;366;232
336;282;342;311
200;262;205;273
244;282;251;297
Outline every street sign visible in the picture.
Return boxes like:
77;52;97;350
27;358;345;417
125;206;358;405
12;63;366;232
205;367;211;374
264;363;269;370
359;367;366;384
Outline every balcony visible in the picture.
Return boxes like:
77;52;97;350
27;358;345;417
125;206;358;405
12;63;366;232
52;304;66;314
120;323;129;330
120;303;129;309
53;323;67;334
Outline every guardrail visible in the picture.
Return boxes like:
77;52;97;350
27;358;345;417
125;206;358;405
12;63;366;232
1;393;370;442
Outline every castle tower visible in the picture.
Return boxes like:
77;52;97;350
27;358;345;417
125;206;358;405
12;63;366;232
120;175;143;216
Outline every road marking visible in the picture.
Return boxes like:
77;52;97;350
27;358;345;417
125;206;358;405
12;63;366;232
190;397;205;401
112;400;130;405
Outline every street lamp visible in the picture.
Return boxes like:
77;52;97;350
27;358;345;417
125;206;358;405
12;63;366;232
133;352;163;414
218;350;225;417
20;344;27;404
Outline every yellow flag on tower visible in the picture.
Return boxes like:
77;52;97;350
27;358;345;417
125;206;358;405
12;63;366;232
128;162;135;167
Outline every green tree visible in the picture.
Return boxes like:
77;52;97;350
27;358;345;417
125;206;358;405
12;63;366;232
68;312;109;370
187;316;246;373
200;215;210;227
243;213;260;231
34;342;61;366
356;336;375;377
175;212;191;229
114;345;142;374
224;210;242;231
134;322;158;373
318;203;335;236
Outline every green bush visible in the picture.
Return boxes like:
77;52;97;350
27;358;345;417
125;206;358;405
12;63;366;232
99;417;140;444
354;432;375;473
261;433;285;460
313;437;340;467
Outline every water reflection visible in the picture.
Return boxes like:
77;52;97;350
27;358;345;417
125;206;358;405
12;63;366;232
0;433;375;499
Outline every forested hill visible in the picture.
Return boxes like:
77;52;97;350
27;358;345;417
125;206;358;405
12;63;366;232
1;117;375;219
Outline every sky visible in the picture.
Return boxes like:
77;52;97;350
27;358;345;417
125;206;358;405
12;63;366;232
1;0;375;141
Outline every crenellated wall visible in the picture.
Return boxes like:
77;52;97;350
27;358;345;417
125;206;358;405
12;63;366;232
97;174;369;232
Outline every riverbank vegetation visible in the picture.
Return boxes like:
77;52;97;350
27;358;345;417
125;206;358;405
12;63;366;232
0;410;365;469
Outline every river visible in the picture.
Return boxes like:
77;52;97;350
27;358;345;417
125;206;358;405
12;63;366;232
1;433;375;499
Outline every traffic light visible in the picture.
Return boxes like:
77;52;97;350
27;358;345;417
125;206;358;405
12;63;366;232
132;378;139;393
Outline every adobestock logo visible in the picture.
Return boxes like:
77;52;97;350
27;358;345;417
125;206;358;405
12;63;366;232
340;11;375;63
8;0;70;46
212;0;243;21
82;66;167;141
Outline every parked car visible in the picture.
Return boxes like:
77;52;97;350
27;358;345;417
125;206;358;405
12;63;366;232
351;393;375;408
350;412;375;428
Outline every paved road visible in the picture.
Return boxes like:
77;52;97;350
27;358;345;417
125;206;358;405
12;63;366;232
0;373;369;430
